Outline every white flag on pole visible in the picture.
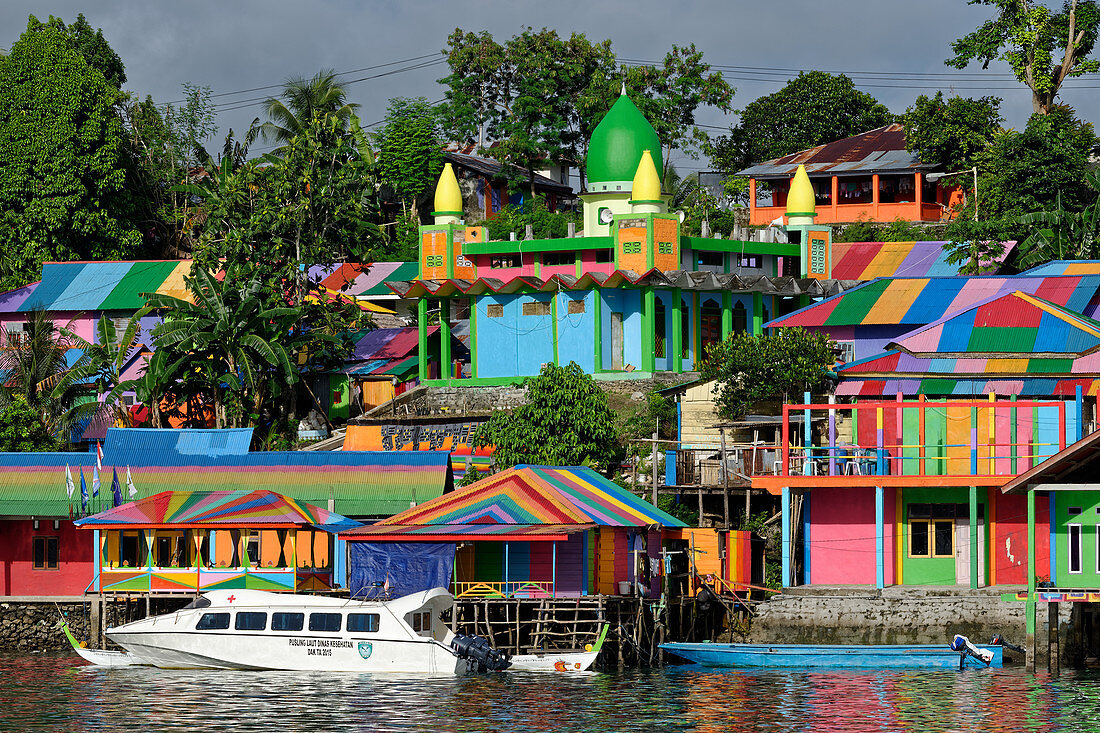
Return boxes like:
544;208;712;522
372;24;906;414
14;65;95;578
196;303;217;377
126;466;137;499
65;465;74;499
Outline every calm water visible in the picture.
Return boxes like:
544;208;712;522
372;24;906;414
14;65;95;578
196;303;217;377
4;653;1100;732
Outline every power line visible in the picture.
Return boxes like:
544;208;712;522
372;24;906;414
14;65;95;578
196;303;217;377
165;52;443;106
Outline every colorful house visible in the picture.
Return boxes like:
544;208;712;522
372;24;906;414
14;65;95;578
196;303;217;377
76;490;360;593
737;123;962;226
751;397;1066;589
339;465;757;600
999;429;1100;666
0;427;453;598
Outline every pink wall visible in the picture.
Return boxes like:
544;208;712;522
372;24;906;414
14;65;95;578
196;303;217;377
578;251;615;277
0;520;93;596
472;253;538;279
807;486;882;585
539;264;577;279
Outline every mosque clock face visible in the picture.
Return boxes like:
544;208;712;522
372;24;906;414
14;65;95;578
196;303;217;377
598;207;613;225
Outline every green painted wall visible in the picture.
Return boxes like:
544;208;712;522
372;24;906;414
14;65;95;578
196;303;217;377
1053;491;1100;588
474;543;503;582
900;486;985;585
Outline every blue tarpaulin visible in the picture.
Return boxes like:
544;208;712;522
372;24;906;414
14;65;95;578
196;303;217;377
349;542;455;599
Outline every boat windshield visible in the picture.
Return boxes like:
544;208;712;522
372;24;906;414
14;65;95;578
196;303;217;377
181;596;212;610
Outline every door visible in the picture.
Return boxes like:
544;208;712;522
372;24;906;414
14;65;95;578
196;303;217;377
610;312;623;370
955;516;985;586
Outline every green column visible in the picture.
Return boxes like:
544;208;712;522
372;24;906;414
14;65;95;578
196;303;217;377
439;298;452;382
721;291;732;340
969;485;978;590
593;290;602;372
752;292;764;336
417;297;428;381
641;288;656;373
1026;488;1036;670
469;296;478;378
671;288;683;374
551;293;559;365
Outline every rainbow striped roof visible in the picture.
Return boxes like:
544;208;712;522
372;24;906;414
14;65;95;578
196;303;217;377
75;489;361;532
769;274;1100;328
359;465;686;529
830;241;1015;280
10;261;193;312
1017;260;1100;277
889;292;1100;357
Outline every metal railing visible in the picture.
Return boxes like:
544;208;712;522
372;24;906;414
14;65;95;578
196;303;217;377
452;580;556;599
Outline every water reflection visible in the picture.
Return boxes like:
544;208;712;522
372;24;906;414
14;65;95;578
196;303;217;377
5;654;1100;732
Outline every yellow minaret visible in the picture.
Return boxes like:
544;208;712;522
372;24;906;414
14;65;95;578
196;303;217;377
785;164;817;226
630;149;663;214
433;162;463;225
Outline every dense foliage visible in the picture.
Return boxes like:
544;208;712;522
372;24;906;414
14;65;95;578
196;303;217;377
709;71;894;173
0;16;144;288
475;363;620;471
377;97;444;219
901;92;1003;172
0;395;58;452
947;0;1100;114
700;328;837;420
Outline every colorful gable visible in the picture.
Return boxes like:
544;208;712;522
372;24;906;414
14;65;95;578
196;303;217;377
76;489;361;532
371;465;686;528
829;241;1015;281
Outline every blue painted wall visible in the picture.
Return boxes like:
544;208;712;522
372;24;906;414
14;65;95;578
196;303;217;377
599;289;642;371
654;290;675;372
474;293;554;378
556;290;596;372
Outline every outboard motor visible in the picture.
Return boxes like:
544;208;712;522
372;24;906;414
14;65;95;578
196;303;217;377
951;634;994;666
451;634;512;672
990;633;1025;654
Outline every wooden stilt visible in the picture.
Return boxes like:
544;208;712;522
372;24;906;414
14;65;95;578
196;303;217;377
1050;601;1060;676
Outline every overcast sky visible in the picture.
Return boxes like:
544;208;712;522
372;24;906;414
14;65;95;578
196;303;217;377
4;1;1100;175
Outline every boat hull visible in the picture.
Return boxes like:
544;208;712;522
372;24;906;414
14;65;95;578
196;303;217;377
660;643;1003;669
108;629;466;673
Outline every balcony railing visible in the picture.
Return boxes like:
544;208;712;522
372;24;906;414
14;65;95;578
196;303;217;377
452;580;556;599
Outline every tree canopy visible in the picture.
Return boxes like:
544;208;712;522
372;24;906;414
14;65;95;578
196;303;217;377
475;363;620;471
901;92;1004;172
0;16;143;289
700;328;837;420
376;97;444;219
947;0;1100;114
709;71;894;174
440;28;732;189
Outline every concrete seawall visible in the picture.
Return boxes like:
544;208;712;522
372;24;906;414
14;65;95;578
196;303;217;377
745;587;1026;647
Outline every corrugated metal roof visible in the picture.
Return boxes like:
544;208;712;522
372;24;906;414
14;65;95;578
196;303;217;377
736;124;934;178
770;274;1100;328
76;489;361;531
445;151;574;194
100;261;181;310
342;523;593;541
0;429;453;519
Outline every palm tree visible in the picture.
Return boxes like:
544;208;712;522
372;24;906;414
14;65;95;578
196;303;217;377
53;309;152;437
146;266;297;429
0;310;77;435
1017;171;1100;269
122;349;188;429
258;69;359;150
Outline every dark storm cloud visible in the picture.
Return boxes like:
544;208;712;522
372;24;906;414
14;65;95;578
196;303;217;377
3;1;1097;170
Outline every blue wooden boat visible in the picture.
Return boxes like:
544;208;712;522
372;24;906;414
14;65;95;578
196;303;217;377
660;642;1003;669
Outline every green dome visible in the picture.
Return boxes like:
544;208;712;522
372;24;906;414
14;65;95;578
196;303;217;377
587;92;663;187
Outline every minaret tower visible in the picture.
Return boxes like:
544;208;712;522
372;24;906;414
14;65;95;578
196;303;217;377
784;164;833;279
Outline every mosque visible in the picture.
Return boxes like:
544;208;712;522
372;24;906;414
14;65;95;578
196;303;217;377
389;90;846;384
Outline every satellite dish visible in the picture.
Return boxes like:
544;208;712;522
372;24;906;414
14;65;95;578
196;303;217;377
678;210;685;223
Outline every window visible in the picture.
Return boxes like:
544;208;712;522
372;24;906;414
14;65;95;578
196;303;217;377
32;536;58;570
486;304;503;318
522;300;551;316
272;612;304;631
835;342;855;364
696;251;723;268
246;534;260;566
308;613;342;632
410;611;433;636
196;613;230;630
908;504;960;559
490;255;521;269
594;250;613;263
235;612;267;631
120;532;141;568
542;252;573;267
736;255;760;269
1069;524;1083;574
567;299;585;314
347;613;380;633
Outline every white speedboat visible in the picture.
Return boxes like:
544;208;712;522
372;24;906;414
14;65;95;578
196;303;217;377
91;588;604;674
